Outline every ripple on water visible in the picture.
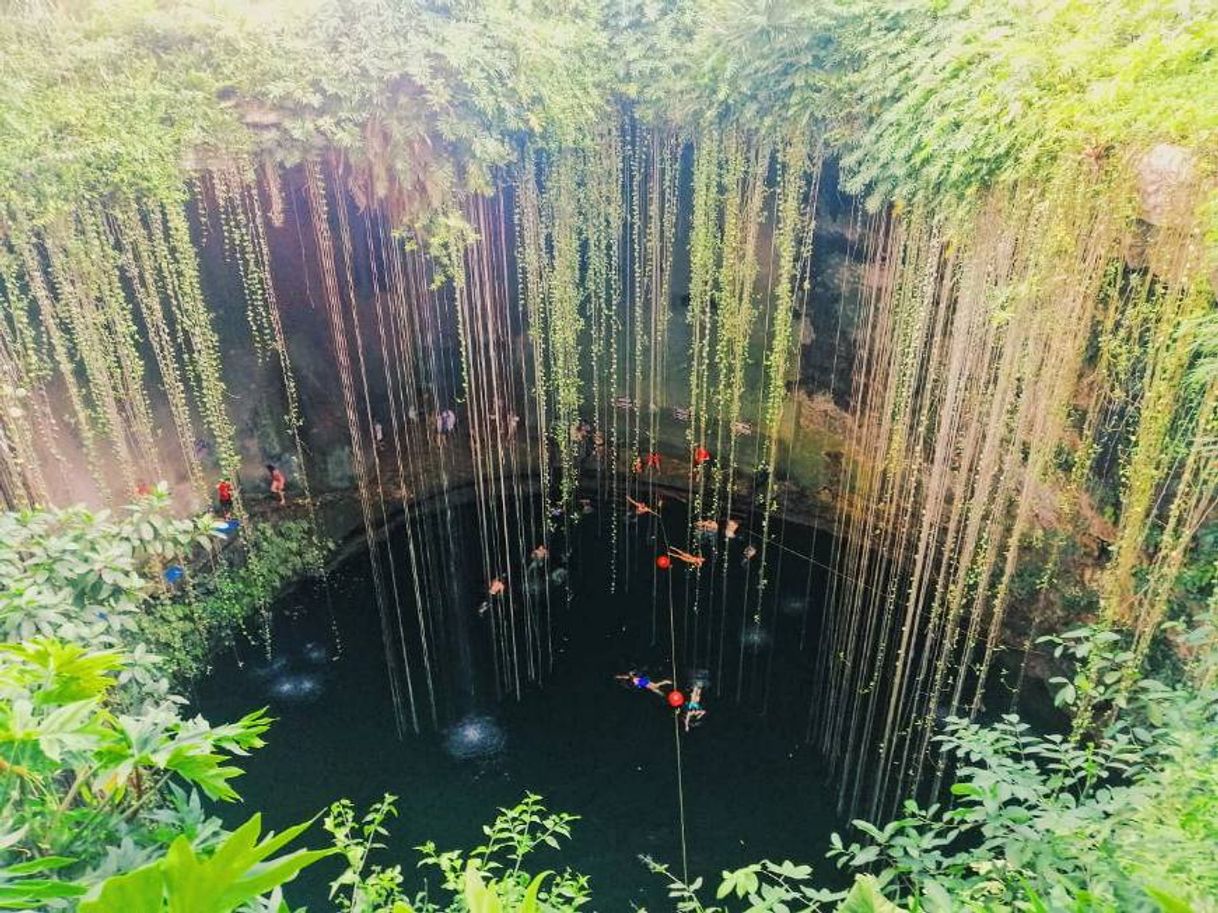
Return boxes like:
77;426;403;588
443;714;506;761
302;641;329;664
268;673;325;703
780;595;809;617
741;623;772;652
249;655;289;680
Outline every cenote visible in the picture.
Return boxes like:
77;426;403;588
4;1;1216;909
197;492;847;910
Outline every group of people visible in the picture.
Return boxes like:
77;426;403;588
616;671;708;732
215;463;287;517
626;495;760;569
478;541;569;616
631;445;713;477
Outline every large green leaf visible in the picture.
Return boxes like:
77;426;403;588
463;861;503;913
78;864;162;913
835;876;906;913
520;870;552;913
78;814;333;913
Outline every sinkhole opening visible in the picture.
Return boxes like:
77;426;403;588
196;489;858;909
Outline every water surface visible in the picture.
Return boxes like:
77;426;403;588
197;495;845;910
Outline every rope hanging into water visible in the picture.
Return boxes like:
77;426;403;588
652;509;690;882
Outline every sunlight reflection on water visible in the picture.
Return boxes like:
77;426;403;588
443;714;506;760
268;673;325;702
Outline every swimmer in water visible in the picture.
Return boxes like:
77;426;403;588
696;518;718;537
489;577;506;597
668;547;706;568
530;544;549;563
615;671;672;697
626;495;661;517
742;543;758;565
683;683;707;731
724;518;740;539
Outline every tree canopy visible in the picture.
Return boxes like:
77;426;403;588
3;0;1216;231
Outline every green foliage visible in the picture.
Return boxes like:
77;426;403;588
646;0;1218;215
0;494;313;903
326;794;407;912
821;632;1218;911
0;0;616;232
78;812;334;913
0;633;273;892
0;485;218;654
325;793;588;913
0;484;329;686
646;859;900;913
8;0;1215;230
649;623;1217;912
415;792;588;912
145;519;331;683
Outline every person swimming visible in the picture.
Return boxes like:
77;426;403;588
683;682;707;731
626;495;662;517
615;671;672;697
741;543;758;565
668;546;706;568
477;577;506;617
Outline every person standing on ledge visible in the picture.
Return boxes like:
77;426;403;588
216;476;234;517
266;463;286;505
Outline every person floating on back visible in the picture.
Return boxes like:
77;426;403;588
615;671;672;698
266;464;286;505
216;477;234;517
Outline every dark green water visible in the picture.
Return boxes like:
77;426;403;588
196;495;845;910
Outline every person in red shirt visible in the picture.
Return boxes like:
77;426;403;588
216;477;234;517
